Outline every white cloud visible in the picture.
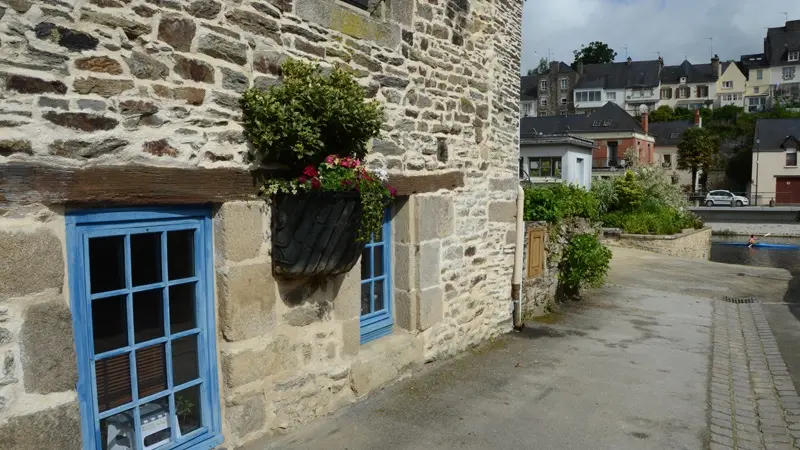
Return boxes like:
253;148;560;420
522;0;800;72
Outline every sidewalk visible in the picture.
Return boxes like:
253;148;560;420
242;248;796;450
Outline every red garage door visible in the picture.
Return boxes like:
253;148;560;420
775;177;800;205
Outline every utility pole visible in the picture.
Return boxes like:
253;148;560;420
624;45;628;59
706;38;714;58
782;12;789;23
755;134;761;206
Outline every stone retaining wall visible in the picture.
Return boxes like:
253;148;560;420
604;227;712;260
0;0;523;448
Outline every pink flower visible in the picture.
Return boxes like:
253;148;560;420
388;186;397;197
311;178;321;189
298;176;307;184
325;155;336;165
303;165;319;178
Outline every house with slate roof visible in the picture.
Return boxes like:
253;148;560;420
573;58;662;115
717;61;748;108
659;57;719;110
520;102;655;178
750;118;800;205
519;61;579;117
648;110;703;189
765;20;800;107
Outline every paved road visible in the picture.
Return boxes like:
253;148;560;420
245;248;798;450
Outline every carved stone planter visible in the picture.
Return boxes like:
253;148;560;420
271;191;362;277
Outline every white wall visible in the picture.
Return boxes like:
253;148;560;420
520;144;593;189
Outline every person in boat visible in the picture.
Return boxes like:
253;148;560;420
748;235;757;246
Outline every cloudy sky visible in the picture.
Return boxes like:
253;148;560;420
521;0;800;73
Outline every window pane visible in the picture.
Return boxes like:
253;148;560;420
360;283;371;316
93;295;128;354
133;289;164;343
100;408;135;450
172;334;199;386
360;247;371;280
96;354;132;413
529;160;539;177
140;397;172;449
175;385;203;436
131;233;162;287
169;283;196;334
137;344;167;398
168;230;195;280
541;159;552;177
374;279;385;312
554;159;562;177
373;245;384;277
788;153;798;166
89;236;125;294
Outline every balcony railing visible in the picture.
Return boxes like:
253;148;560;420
592;157;629;171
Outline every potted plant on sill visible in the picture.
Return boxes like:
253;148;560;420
240;59;396;278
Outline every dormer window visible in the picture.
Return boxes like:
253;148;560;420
602;120;611;127
592;120;601;127
786;146;797;167
670;132;679;139
789;51;800;62
680;77;687;84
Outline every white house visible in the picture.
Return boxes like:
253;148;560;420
766;20;800;107
518;134;594;190
573;58;662;115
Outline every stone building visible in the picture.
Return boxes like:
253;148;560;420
519;61;577;117
0;1;523;449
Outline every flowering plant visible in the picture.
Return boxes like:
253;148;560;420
263;155;396;242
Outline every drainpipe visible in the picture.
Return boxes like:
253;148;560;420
512;185;525;331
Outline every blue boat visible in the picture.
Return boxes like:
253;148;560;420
718;242;800;250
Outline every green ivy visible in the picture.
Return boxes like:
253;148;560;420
559;234;612;295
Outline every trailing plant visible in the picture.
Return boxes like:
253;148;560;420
559;233;612;295
263;155;396;242
240;59;384;171
523;183;600;223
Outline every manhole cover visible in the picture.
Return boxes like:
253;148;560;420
722;296;758;304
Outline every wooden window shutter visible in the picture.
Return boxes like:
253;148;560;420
526;228;545;277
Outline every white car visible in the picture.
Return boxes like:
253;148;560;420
704;190;749;207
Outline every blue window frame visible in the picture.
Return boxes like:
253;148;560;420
360;211;393;344
66;207;222;450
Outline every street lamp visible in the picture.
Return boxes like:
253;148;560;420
755;137;760;206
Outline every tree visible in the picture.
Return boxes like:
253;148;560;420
572;41;617;68
527;57;549;75
677;127;719;192
649;105;675;123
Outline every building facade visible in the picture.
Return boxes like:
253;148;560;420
765;20;800;107
518;134;594;189
649;111;703;190
0;1;524;449
659;58;718;110
573;58;662;116
717;61;747;108
750;119;800;205
519;61;578;117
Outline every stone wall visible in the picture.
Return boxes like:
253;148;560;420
604;227;712;260
0;0;523;447
521;219;596;318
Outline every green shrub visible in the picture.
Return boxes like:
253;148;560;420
601;202;702;235
559;233;612;293
240;59;384;171
590;178;617;213
523;184;599;223
613;170;643;211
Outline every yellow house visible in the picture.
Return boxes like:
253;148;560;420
740;53;771;112
716;61;747;108
750;119;800;205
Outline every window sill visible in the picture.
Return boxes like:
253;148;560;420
784;166;798;169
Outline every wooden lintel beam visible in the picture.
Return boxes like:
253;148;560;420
0;163;465;207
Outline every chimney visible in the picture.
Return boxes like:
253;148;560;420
641;112;649;134
787;20;800;32
576;61;584;76
627;56;632;65
550;61;559;76
711;54;721;78
658;56;664;67
694;109;702;128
